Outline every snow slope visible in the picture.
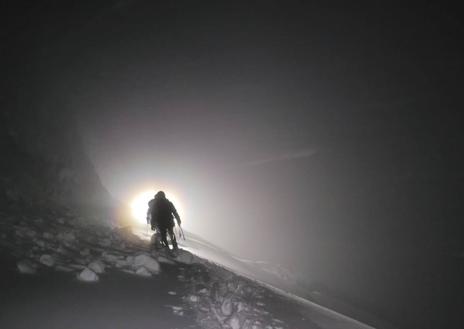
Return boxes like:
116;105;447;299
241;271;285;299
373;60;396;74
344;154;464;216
135;227;376;329
1;210;375;329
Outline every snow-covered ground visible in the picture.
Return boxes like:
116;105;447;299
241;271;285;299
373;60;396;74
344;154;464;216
0;211;375;329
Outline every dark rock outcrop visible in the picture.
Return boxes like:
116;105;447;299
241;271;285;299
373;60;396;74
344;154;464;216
0;103;114;216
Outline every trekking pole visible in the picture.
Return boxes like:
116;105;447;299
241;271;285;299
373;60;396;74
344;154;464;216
179;225;186;241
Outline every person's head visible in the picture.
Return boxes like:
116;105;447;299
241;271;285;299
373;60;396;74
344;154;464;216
155;191;166;199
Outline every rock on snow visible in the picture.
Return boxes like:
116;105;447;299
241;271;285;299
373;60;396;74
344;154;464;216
158;255;176;265
221;298;233;316
175;250;195;264
133;254;160;274
39;254;55;267
188;295;199;302
135;267;152;277
125;255;134;266
228;315;241;329
17;260;36;274
77;268;99;282
88;260;105;274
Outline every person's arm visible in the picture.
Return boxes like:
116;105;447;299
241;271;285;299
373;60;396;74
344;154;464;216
171;203;181;226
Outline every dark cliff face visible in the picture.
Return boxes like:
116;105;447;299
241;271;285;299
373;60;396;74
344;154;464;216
0;101;114;216
1;2;117;217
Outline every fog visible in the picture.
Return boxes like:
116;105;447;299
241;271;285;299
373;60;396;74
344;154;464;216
11;2;462;328
77;94;322;264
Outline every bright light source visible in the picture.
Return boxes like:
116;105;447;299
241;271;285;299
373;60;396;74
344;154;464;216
130;189;184;225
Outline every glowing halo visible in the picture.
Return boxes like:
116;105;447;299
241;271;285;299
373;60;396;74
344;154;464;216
130;189;184;225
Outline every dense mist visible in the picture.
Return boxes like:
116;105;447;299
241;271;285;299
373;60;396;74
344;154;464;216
3;2;463;328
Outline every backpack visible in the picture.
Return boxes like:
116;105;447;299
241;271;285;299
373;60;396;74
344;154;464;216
151;199;174;228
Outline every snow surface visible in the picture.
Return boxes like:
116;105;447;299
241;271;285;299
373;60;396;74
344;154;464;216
134;227;376;329
0;211;375;329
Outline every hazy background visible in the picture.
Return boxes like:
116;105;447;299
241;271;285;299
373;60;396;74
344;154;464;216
3;2;463;328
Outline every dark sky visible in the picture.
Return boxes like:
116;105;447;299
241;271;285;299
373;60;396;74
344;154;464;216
3;2;464;326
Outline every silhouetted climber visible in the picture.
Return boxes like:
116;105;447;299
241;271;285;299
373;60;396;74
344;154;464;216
147;191;181;251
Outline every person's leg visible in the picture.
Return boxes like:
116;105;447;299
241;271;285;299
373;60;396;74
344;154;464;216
168;226;178;250
160;227;169;249
152;230;162;249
